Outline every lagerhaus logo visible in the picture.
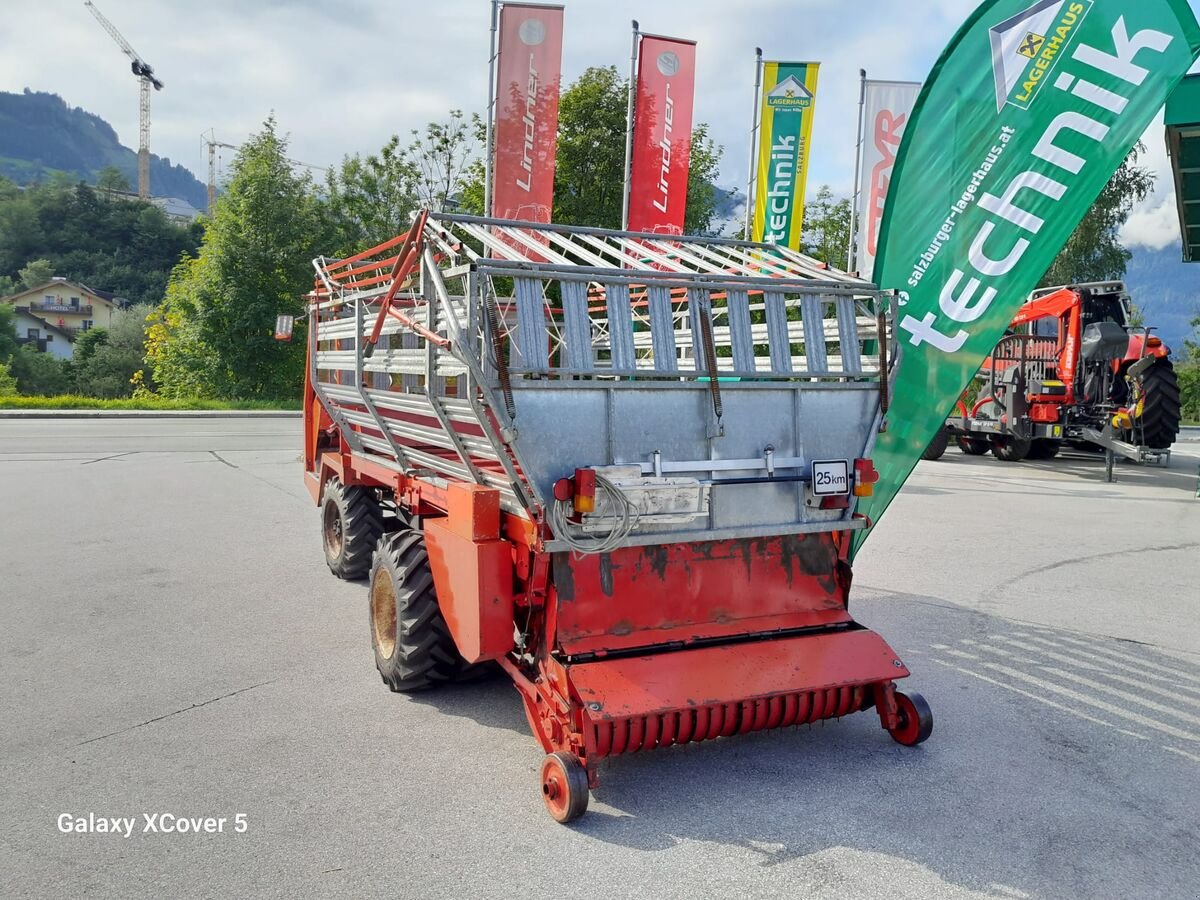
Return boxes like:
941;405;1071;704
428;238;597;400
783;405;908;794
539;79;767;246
766;75;813;109
990;0;1094;111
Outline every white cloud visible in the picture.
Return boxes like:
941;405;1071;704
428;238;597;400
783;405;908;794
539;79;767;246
0;0;964;194
1120;113;1181;252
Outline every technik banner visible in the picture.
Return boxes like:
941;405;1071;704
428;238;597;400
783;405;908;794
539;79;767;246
856;80;921;280
853;0;1200;556
628;34;697;235
751;61;819;248
492;3;564;226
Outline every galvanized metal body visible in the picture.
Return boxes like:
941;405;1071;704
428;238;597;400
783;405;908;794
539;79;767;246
303;213;924;814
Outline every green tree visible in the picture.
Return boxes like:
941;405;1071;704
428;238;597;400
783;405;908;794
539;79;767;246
0;180;200;305
19;258;54;288
684;124;724;235
148;119;322;399
325;136;421;256
0;304;18;361
802;186;851;266
553;67;629;229
8;345;70;395
550;66;725;232
1040;145;1154;286
0;361;18;397
96;166;132;193
409;110;478;212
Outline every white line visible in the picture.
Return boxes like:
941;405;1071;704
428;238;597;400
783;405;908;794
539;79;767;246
976;661;1199;743
928;658;1122;732
1039;667;1200;728
977;639;1200;708
1004;634;1200;698
1047;634;1200;687
1162;746;1200;764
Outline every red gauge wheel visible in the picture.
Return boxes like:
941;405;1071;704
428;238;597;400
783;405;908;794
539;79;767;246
888;691;933;746
540;752;589;823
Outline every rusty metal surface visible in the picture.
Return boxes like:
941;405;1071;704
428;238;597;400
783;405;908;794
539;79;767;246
553;534;850;655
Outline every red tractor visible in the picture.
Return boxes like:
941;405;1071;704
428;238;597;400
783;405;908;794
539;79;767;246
937;282;1180;469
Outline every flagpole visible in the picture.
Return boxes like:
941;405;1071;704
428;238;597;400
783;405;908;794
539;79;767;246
483;0;500;218
743;47;763;240
847;68;867;273
621;20;639;231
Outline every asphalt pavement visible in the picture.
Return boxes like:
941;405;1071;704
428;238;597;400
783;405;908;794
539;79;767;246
1;418;1197;899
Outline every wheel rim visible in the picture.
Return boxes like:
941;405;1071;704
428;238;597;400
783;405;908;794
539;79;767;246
891;694;921;745
371;569;397;659
323;500;343;557
541;758;568;820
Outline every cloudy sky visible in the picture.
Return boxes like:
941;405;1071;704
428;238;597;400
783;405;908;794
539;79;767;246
0;0;1195;248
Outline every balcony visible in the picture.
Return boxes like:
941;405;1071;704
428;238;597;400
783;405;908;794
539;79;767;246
31;301;92;315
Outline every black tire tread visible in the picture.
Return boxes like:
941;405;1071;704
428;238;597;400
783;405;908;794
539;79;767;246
1137;359;1181;450
322;478;384;580
922;428;949;461
371;530;461;692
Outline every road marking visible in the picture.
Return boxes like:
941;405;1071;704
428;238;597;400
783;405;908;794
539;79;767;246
982;638;1200;706
975;661;1198;743
928;658;1123;732
1003;633;1200;696
1022;633;1200;688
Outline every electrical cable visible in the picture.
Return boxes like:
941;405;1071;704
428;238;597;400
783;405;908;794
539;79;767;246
549;473;639;555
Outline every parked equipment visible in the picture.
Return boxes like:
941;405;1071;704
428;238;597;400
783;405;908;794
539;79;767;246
945;282;1180;477
300;212;932;822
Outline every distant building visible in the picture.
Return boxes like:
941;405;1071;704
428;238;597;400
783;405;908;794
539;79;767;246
1;277;125;335
151;196;203;224
12;306;74;360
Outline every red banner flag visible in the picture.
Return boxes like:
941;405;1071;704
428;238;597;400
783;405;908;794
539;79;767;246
628;34;696;235
491;3;564;226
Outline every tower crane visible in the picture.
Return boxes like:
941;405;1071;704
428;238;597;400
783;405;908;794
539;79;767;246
84;1;163;199
202;131;329;214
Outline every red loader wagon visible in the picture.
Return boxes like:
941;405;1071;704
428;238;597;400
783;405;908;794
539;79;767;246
302;212;932;822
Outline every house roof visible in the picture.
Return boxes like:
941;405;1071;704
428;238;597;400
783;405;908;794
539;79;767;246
12;306;76;341
0;278;125;309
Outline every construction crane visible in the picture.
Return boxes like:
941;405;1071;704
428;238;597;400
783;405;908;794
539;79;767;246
84;1;163;200
202;131;329;214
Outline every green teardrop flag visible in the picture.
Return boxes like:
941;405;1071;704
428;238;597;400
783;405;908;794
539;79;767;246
853;0;1200;557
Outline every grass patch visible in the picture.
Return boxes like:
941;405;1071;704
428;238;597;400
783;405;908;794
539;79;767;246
0;395;299;411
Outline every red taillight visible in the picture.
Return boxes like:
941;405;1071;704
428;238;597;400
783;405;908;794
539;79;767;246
553;477;575;502
573;468;596;514
820;494;850;509
853;458;878;497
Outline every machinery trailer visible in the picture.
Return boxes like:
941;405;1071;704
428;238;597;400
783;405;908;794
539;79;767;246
301;212;931;822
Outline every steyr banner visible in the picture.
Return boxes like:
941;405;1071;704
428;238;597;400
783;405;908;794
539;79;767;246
751;61;819;249
855;80;920;280
853;0;1200;556
492;3;564;226
628;34;697;235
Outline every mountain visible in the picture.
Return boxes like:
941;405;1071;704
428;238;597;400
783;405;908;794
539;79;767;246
0;90;206;209
1122;244;1199;356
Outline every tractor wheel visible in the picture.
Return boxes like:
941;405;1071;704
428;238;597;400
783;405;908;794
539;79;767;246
369;530;461;692
540;752;590;823
921;428;949;461
1136;358;1182;449
991;435;1031;462
956;435;991;455
888;692;933;746
1027;439;1061;460
321;477;384;580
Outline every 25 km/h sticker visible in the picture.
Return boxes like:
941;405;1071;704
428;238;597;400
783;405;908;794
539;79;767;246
811;459;850;496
